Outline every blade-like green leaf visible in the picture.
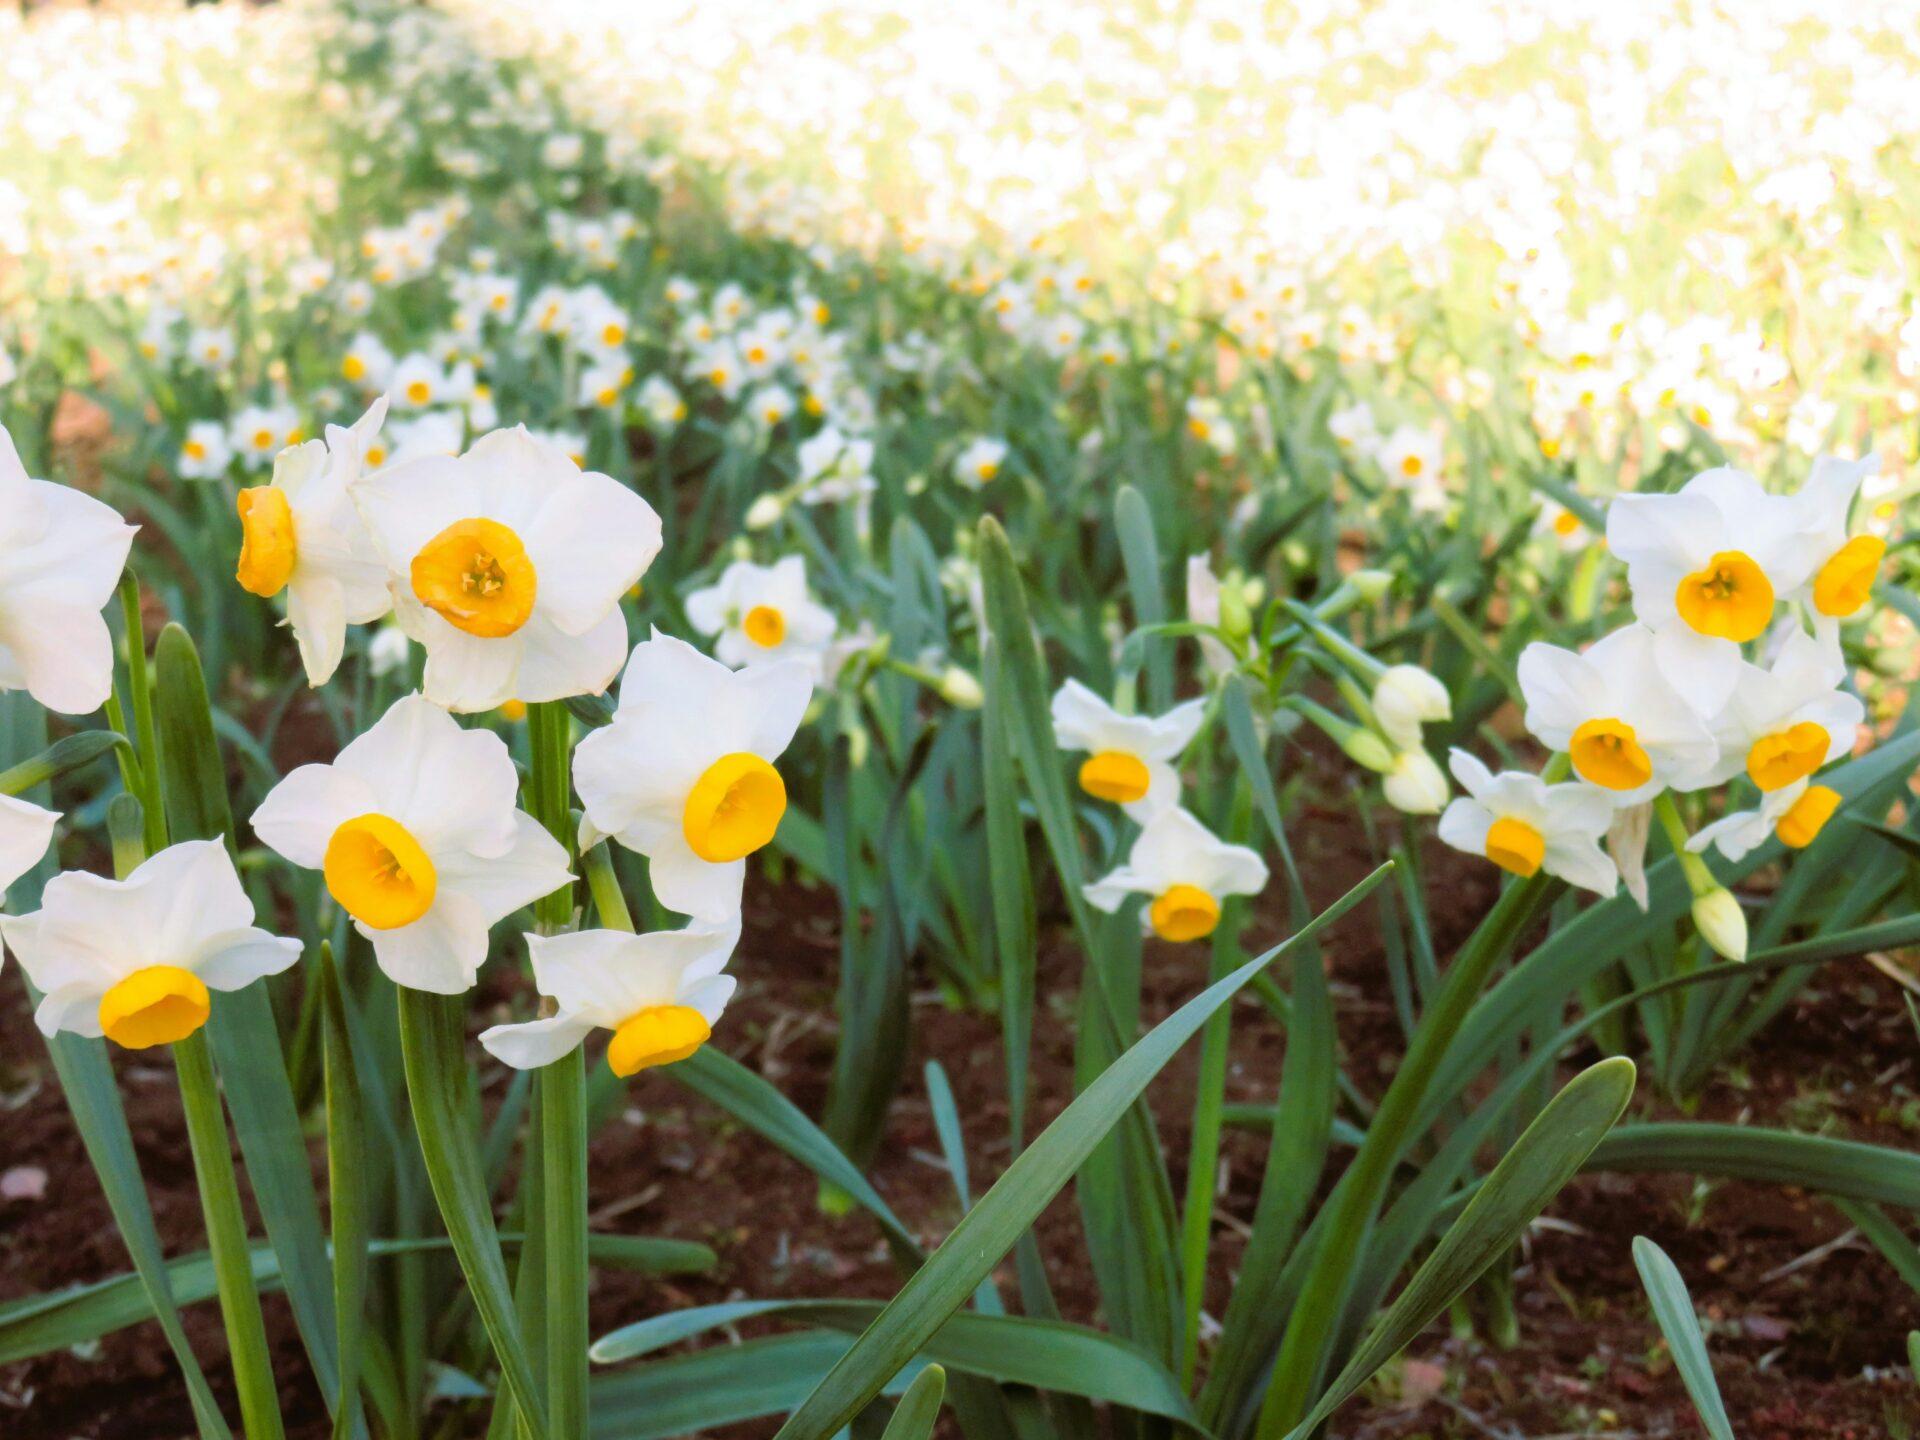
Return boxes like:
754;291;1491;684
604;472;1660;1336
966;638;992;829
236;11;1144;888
771;863;1391;1440
319;944;369;1440
881;1364;946;1440
1285;1058;1636;1439
0;728;128;797
1632;1238;1735;1440
1589;1123;1920;1206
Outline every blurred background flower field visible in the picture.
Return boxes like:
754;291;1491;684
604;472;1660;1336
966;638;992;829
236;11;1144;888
6;0;1920;1436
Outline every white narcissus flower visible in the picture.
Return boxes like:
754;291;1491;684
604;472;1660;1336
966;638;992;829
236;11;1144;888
1382;748;1450;815
1050;680;1204;822
1184;554;1236;678
479;920;738;1074
1697;631;1862;792
685;556;836;678
249;695;573;994
1084;806;1268;942
1606;467;1812;713
1;840;301;1048
1372;665;1451;751
953;437;1008;489
178;420;234;481
573;632;810;923
353;426;662;712
1687;778;1844;862
1786;453;1885;641
1518;623;1718;805
1438;750;1617;894
236;398;394;687
0;794;58;905
0;423;139;715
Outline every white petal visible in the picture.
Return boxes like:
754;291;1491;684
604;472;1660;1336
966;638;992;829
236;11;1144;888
513;607;630;705
479;1013;597;1070
286;575;349;688
436;812;574;926
336;695;520;857
1437;797;1494;858
525;469;661;636
193;929;304;990
646;839;745;924
0;794;58;901
1541;837;1618;896
250;763;379;870
0;604;117;715
418;619;523;714
1652;626;1741;720
737;660;813;759
365;887;492;993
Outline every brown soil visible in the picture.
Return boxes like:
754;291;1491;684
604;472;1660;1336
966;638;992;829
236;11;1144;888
4;804;1919;1439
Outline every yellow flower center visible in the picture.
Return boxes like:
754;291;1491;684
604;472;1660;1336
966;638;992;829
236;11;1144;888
1078;750;1151;804
1149;884;1221;943
607;1004;711;1077
184;439;207;462
1746;721;1828;792
98;965;211;1050
411;518;537;638
1777;784;1842;849
1483;816;1546;877
976;461;999;482
235;487;297;598
1400;453;1424;478
325;813;438;930
405;380;431;405
682;752;787;863
1812;535;1884;618
365;444;388;467
1570;717;1654;791
1673;550;1773;642
343;354;367;382
604;323;626;347
743;605;786;648
253;428;275;451
1552;510;1580;537
1187;418;1210;441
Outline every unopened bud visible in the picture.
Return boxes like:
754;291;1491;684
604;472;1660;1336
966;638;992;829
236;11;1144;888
1691;887;1748;963
1382;748;1449;815
1342;728;1398;774
938;666;983;709
744;493;785;530
1350;569;1393;603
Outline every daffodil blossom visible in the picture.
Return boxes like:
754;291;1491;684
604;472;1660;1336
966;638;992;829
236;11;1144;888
0;840;301;1049
1518;623;1718;805
478;919;738;1075
1050;680;1204;822
0;795;58;905
353;426;663;712
250;694;573;993
0;423;138;715
573;631;810;923
685;556;835;678
1785;453;1885;646
1696;630;1862;792
1606;467;1811;712
1438;750;1617;894
1686;777;1844;862
235;398;394;687
1083;806;1268;942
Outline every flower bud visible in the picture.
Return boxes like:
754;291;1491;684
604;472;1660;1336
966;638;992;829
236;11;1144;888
1219;576;1254;641
1342;727;1398;774
1382;748;1449;814
1349;568;1393;603
1691;886;1748;963
938;666;984;709
1373;664;1451;751
744;493;785;530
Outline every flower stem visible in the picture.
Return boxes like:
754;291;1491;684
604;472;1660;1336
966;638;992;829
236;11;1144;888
173;1028;286;1440
119;569;168;857
1652;791;1716;896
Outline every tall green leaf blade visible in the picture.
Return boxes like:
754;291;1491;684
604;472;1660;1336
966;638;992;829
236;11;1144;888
880;1364;946;1440
1589;1123;1920;1205
770;863;1391;1440
1631;1238;1735;1440
319;945;370;1440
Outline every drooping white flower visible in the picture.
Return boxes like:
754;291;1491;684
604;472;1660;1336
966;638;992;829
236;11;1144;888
1606;467;1813;713
1518;623;1718;805
0;795;58;906
685;556;835;678
1372;665;1451;751
353;426;662;712
1382;748;1450;815
250;695;572;994
479;920;738;1075
1;840;301;1048
1785;453;1885;643
1438;750;1617;894
1050;680;1204;822
0;423;138;715
1696;630;1861;793
573;631;810;923
1084;806;1268;942
235;398;394;687
1687;778;1844;862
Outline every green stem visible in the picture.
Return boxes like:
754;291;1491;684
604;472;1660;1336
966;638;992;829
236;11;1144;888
1653;792;1716;897
1256;871;1558;1437
583;842;636;934
119;570;168;857
174;1028;287;1440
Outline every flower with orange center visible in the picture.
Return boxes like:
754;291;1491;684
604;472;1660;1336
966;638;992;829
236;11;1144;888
0;840;300;1048
353;426;662;712
685;556;836;680
1084;807;1268;943
574;632;811;923
1439;750;1618;894
1695;631;1861;795
1051;679;1205;822
1689;778;1845;863
250;695;572;993
479;920;738;1075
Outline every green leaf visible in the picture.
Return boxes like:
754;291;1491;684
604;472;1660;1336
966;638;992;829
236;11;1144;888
398;986;551;1440
1114;485;1171;710
0;728;128;797
1285;1058;1637;1439
1632;1238;1735;1440
770;863;1391;1440
881;1364;946;1440
319;944;370;1440
593;1300;1196;1423
1589;1123;1920;1206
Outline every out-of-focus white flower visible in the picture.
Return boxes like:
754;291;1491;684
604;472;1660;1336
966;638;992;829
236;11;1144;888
367;623;412;679
573;631;810;922
230;403;302;472
685;556;835;678
1050;680;1203;822
353;427;661;712
2;840;300;1048
1439;749;1616;893
1382;748;1450;814
478;920;738;1074
953;437;1007;489
639;375;686;429
1372;665;1451;751
250;695;571;993
1697;631;1861;792
1084;806;1267;942
796;426;876;505
177;420;233;480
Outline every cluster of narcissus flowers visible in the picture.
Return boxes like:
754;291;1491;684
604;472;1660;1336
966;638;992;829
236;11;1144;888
0;410;813;1081
1439;457;1881;959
